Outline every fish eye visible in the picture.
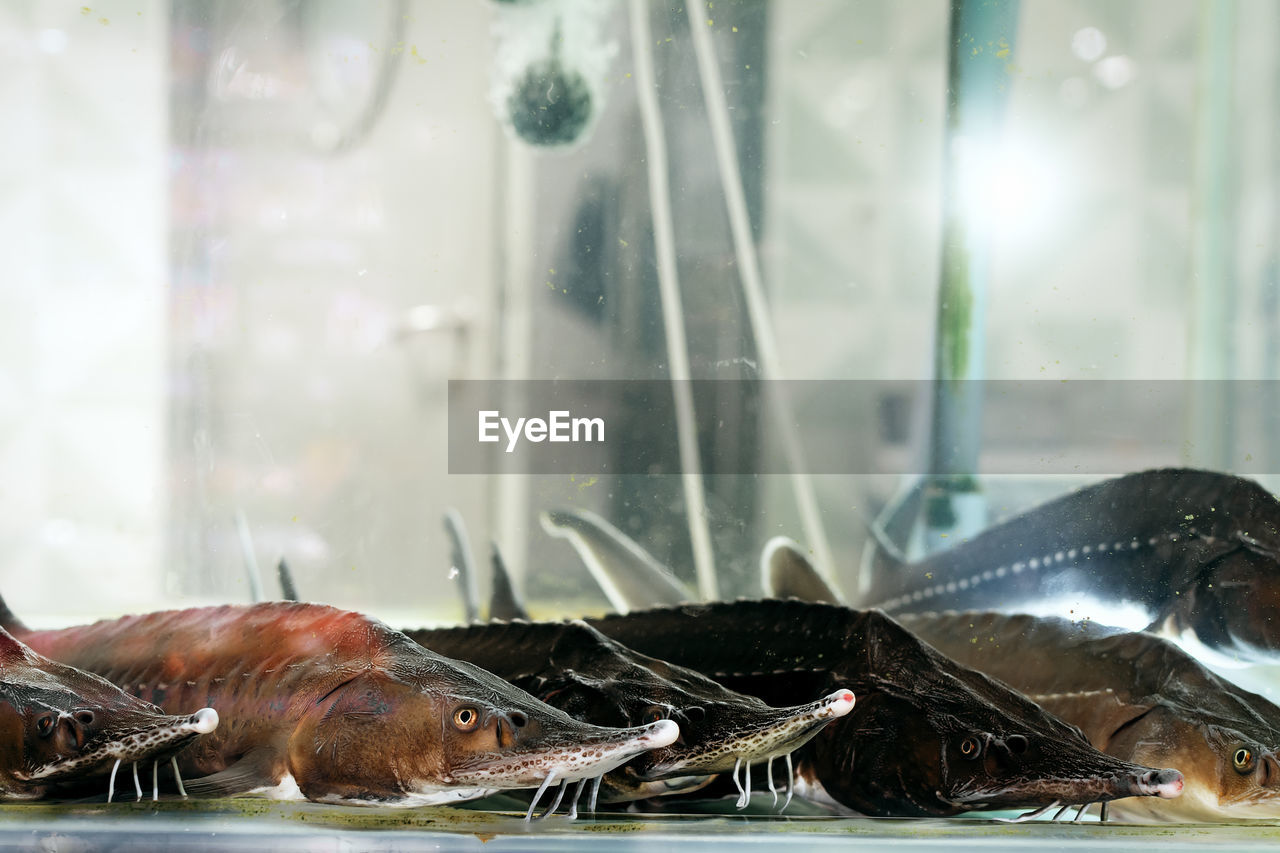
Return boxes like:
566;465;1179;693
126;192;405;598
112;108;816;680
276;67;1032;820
452;706;480;732
35;713;54;738
643;706;669;724
1233;747;1256;774
959;736;982;759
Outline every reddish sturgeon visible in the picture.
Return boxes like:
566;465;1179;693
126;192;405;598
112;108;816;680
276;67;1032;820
900;611;1280;822
3;601;677;813
0;626;217;801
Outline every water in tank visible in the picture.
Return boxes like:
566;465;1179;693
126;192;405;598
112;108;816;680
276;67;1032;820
3;0;1280;849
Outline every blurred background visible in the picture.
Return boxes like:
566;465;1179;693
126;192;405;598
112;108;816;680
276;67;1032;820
1;0;1277;626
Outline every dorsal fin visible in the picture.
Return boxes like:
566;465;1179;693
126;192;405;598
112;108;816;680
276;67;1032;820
761;537;844;603
0;626;32;663
488;542;529;621
0;593;28;634
444;509;480;623
277;558;300;602
540;509;691;613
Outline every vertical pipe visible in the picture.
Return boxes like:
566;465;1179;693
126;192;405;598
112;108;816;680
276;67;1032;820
1186;0;1237;467
921;0;1020;555
493;136;535;596
628;0;719;600
685;4;836;583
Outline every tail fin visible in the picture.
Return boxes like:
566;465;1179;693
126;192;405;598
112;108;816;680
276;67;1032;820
541;508;691;613
276;558;300;602
444;509;480;623
760;537;844;603
488;542;529;621
0;593;28;634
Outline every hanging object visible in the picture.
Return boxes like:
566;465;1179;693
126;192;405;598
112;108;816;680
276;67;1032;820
488;0;618;149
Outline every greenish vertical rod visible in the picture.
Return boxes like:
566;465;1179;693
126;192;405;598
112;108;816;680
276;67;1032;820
1186;0;1237;468
923;0;1020;554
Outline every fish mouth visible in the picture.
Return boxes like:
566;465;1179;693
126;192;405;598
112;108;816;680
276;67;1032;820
954;765;1184;812
450;718;680;790
638;689;856;780
22;708;219;783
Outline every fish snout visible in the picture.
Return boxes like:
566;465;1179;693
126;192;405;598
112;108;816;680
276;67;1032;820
1134;767;1184;799
187;707;219;735
819;690;856;719
629;718;680;750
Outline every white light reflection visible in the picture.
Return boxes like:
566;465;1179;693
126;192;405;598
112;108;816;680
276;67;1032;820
1093;55;1136;90
954;136;1063;239
1015;594;1153;634
1071;27;1107;63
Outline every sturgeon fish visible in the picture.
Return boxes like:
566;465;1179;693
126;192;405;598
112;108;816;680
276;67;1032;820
899;611;1280;822
861;469;1280;661
0;625;218;801
587;600;1184;817
408;619;854;806
2;600;677;814
769;537;1280;821
541;506;1184;815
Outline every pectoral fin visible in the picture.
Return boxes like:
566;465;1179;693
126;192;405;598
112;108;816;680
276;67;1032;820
181;748;288;798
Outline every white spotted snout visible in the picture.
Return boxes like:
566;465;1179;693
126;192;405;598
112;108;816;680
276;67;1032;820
188;707;219;735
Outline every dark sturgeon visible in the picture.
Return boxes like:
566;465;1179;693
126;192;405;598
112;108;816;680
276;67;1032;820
587;600;1184;817
408;619;854;806
773;535;1280;820
862;469;1280;661
899;611;1280;821
0;626;218;801
5;601;677;813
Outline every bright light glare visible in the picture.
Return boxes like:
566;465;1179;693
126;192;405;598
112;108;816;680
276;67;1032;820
1016;594;1153;632
1071;27;1107;62
955;137;1062;239
1094;55;1136;90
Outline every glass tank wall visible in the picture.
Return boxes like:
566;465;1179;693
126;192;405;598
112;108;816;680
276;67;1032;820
3;0;1278;654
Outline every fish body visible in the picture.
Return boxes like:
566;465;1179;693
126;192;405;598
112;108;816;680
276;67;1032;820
8;602;676;808
0;626;217;800
408;619;853;802
587;599;1183;817
899;611;1280;821
862;469;1280;660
